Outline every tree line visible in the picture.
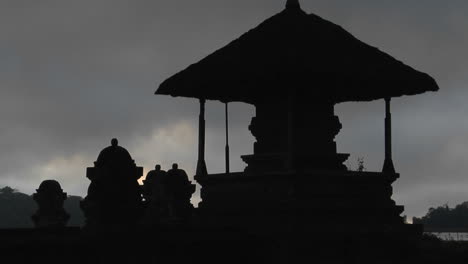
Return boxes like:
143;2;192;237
413;201;468;229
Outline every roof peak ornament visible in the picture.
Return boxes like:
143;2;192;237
286;0;301;10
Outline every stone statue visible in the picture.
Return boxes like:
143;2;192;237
143;164;168;203
165;163;195;220
31;180;70;228
141;164;169;226
81;138;143;230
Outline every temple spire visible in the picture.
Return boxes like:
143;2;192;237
286;0;301;10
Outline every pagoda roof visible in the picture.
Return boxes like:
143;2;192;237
156;1;439;104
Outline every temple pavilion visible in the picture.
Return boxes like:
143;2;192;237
155;0;438;245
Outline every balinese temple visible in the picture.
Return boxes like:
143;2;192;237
1;2;447;264
156;0;438;257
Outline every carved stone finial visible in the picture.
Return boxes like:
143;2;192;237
286;0;301;10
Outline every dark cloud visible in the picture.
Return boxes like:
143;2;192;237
0;0;466;217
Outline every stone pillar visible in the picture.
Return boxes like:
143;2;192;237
382;98;396;173
196;99;208;176
225;103;230;174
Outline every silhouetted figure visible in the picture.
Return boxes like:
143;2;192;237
166;163;195;220
31;180;70;228
80;138;143;230
141;164;169;226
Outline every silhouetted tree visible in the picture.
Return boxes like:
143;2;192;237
0;186;17;194
0;186;35;228
413;202;468;229
65;195;85;227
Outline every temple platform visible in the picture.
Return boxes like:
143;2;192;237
195;170;421;239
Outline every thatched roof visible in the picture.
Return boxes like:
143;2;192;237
156;1;439;104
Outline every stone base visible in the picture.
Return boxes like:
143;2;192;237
195;170;420;239
80;199;144;231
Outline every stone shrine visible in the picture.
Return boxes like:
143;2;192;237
31;180;70;228
80;138;143;229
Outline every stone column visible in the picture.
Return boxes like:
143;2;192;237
196;99;208;176
383;98;396;173
225;103;230;174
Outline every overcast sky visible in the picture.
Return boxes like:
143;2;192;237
0;0;467;218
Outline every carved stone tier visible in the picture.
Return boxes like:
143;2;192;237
244;100;349;172
195;170;420;238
